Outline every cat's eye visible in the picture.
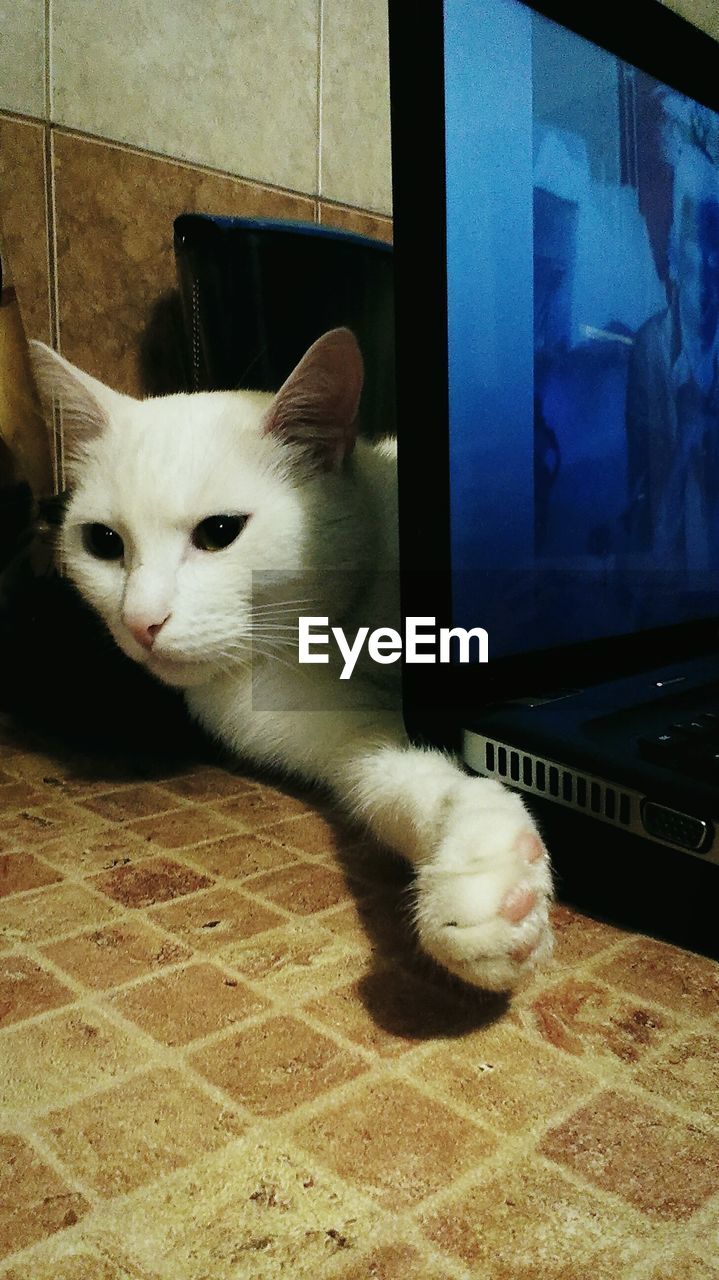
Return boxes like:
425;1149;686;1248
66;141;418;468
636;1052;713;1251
82;523;124;561
192;514;249;552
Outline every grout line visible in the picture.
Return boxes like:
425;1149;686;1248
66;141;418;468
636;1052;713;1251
0;108;46;127
8;1119;102;1209
49;120;317;207
44;0;51;123
45;126;63;488
0;108;392;224
316;0;324;200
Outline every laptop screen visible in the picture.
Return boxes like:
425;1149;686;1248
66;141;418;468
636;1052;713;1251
446;0;719;660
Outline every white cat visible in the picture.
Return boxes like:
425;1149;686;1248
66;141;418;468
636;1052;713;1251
31;328;553;991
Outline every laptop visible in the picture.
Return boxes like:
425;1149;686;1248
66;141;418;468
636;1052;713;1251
389;0;719;869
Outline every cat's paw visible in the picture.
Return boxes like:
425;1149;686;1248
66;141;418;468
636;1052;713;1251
414;778;553;991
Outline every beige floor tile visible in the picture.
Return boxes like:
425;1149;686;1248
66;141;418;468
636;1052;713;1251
221;918;367;1002
160;769;255;802
37;828;154;877
1;1249;156;1280
594;938;719;1019
1;804;103;851
90;1136;382;1279
549;903;626;966
213;786;317;827
191;1014;367;1117
0;955;75;1028
634;1031;719;1124
247;861;358;916
76;785;184;823
0;780;52;808
41;919;191;990
325;1243;449;1280
121;807;240;850
292;1078;497;1211
516;975;678;1065
0;883;121;946
0;855;62;899
186;831;299;881
408;1022;597;1134
2;723;718;1277
540;1089;719;1220
0;1007;155;1114
35;1067;244;1197
304;966;500;1059
257;813;361;860
635;1252;719;1280
0;1134;89;1262
108;962;268;1046
147;885;286;952
91;856;212;908
420;1159;653;1279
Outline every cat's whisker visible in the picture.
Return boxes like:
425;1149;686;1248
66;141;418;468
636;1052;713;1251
249;598;319;614
247;626;300;636
246;615;304;627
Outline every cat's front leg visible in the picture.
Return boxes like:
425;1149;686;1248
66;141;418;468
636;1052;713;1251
190;679;553;991
332;738;554;992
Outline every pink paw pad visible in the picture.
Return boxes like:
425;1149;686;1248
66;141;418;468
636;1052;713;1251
517;831;544;864
500;884;536;923
510;937;537;964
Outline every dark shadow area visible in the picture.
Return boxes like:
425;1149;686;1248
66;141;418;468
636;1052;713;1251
172;213;395;438
328;824;511;1039
531;797;719;962
137;289;192;397
1;692;510;1040
0;543;211;768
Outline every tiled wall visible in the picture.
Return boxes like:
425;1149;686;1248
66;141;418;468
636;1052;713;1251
0;0;392;460
0;0;717;478
663;0;719;38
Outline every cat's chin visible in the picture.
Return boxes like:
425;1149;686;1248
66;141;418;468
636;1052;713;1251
144;653;214;689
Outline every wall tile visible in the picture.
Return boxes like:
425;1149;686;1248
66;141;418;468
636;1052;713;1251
0;0;46;118
319;201;392;244
320;0;392;214
51;0;320;194
52;130;315;396
663;0;719;40
0;115;52;343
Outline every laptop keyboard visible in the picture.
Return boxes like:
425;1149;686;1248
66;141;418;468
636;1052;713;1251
637;712;719;783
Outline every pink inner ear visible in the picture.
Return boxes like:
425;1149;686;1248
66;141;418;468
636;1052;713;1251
263;328;364;470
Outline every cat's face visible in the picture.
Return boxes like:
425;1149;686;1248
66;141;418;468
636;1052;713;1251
32;330;364;689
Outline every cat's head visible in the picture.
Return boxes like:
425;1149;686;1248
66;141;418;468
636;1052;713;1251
31;329;364;688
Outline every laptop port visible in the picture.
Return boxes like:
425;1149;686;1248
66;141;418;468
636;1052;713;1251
641;801;711;852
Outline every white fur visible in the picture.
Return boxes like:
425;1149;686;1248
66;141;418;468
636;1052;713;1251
32;331;553;990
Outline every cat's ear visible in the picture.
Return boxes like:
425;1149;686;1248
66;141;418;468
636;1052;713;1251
29;342;124;455
262;328;364;471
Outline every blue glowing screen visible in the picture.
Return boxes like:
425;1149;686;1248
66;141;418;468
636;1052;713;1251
445;0;719;656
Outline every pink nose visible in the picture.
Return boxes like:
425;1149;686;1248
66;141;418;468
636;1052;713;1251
125;615;169;651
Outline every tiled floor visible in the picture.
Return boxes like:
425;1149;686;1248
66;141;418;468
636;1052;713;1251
1;713;718;1279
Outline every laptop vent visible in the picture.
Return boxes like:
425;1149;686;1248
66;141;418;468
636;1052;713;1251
483;740;633;827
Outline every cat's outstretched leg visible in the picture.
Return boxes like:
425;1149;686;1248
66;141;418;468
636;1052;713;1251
190;686;552;991
331;738;553;992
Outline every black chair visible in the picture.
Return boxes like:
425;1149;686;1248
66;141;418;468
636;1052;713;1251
173;213;395;439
